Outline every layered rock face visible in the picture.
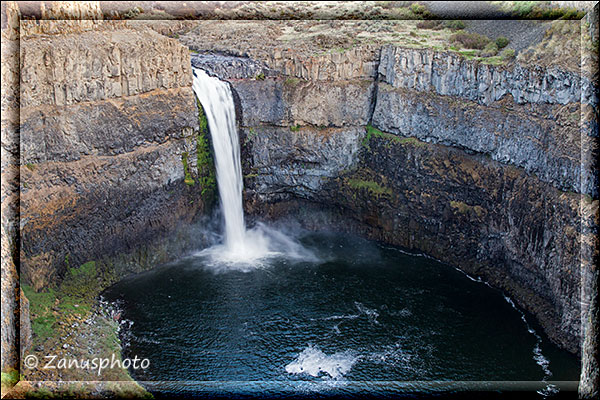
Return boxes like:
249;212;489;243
18;21;211;294
375;46;596;196
191;36;597;357
1;0;21;374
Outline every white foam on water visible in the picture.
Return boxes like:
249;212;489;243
354;301;380;324
319;314;359;321
193;222;318;271
367;342;413;365
285;345;360;379
446;263;556;390
502;294;554;390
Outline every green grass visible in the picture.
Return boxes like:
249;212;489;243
479;56;505;66
363;125;426;149
457;49;478;59
181;152;195;186
1;369;20;387
59;260;97;300
284;77;301;87
398;137;426;147
347;178;393;197
22;258;108;343
363;124;397;147
22;285;59;340
500;1;585;19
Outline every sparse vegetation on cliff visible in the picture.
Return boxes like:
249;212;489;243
22;260;109;342
347;178;393;197
495;1;585;19
196;101;217;198
363;124;394;149
363;125;426;150
181;152;195;186
450;200;486;218
517;20;583;73
19;257;151;397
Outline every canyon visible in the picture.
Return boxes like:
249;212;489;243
1;1;598;398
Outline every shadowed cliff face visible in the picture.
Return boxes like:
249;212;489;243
248;137;587;355
17;22;215;293
190;38;597;357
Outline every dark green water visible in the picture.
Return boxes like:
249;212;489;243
104;231;580;398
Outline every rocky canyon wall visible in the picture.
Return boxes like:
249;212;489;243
1;7;597;398
18;21;210;290
191;34;597;357
1;14;217;373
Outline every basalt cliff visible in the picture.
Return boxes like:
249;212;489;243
1;1;599;398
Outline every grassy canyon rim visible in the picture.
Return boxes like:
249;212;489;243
2;1;599;399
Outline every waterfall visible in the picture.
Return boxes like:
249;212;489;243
192;68;246;251
192;67;314;268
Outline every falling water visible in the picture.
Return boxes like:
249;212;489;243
192;68;246;250
192;68;314;267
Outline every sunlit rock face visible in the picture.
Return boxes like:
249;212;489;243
18;21;209;293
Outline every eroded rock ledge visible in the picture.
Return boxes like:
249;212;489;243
18;22;212;291
189;44;597;357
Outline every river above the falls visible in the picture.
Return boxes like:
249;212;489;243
103;230;580;398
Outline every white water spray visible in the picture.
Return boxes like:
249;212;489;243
192;68;315;267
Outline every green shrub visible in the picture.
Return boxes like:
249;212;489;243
450;32;490;49
196;101;216;197
481;42;499;57
410;3;427;15
444;20;465;31
510;2;585;19
500;48;516;60
290;124;300;132
1;370;20;387
255;73;265;81
495;36;510;49
416;20;442;30
511;1;536;17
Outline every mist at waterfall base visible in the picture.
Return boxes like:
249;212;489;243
102;69;580;397
191;68;315;268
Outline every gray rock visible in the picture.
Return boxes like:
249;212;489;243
378;45;596;106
